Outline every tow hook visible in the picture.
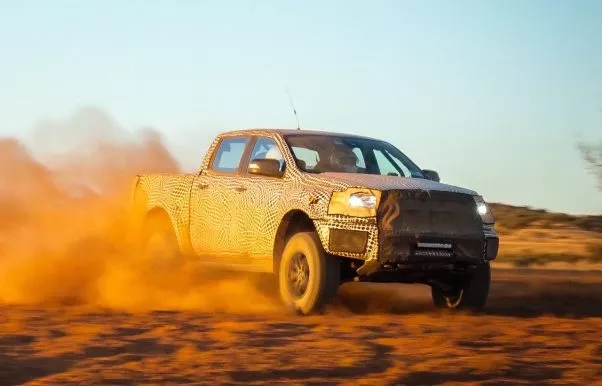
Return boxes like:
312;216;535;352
355;259;381;276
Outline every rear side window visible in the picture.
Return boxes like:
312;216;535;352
211;137;250;173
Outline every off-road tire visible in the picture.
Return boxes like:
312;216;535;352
431;262;491;311
140;213;183;270
279;232;340;315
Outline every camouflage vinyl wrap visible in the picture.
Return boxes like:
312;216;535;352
132;129;492;273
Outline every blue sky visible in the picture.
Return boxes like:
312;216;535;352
1;0;601;214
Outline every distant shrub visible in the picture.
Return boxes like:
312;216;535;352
489;203;602;233
499;253;587;267
587;243;602;262
574;217;602;233
546;213;571;225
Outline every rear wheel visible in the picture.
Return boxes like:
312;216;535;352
139;213;183;270
431;262;491;311
279;232;340;315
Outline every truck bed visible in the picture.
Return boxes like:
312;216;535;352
132;173;196;252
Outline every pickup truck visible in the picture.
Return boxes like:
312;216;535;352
130;129;499;314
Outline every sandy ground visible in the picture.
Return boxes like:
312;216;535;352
492;261;602;271
2;109;601;385
1;268;601;386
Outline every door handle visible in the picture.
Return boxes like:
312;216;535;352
196;182;209;189
234;186;247;193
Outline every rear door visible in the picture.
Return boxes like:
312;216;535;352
189;135;252;263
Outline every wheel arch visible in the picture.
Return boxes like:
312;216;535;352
272;210;321;273
130;177;191;254
144;206;172;224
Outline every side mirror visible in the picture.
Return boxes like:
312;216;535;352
248;158;284;178
422;169;440;182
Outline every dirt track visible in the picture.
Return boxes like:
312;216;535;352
1;267;602;385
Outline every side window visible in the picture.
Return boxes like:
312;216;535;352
249;137;284;170
373;149;405;177
291;146;319;170
387;149;413;178
352;147;366;169
211;137;250;173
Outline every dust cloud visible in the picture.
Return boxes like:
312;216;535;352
0;107;280;313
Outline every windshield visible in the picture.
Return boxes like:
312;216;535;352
283;134;425;178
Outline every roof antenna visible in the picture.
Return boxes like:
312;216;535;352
286;88;301;130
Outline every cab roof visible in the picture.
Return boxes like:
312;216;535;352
219;128;380;141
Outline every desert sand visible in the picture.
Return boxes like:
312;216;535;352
2;111;601;385
1;268;601;385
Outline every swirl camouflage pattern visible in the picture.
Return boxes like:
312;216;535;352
130;128;499;314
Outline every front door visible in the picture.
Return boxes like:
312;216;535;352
189;135;251;263
235;136;287;271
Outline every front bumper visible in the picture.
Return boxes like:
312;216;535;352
378;229;499;264
314;189;500;277
313;216;380;262
314;216;499;273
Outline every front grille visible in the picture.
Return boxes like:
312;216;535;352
377;190;485;262
378;190;482;235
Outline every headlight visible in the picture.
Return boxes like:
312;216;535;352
328;189;381;217
473;195;495;224
348;193;377;209
476;202;488;216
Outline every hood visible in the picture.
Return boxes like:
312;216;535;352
317;172;478;196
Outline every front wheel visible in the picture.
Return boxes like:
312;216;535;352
431;262;491;311
278;232;340;315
